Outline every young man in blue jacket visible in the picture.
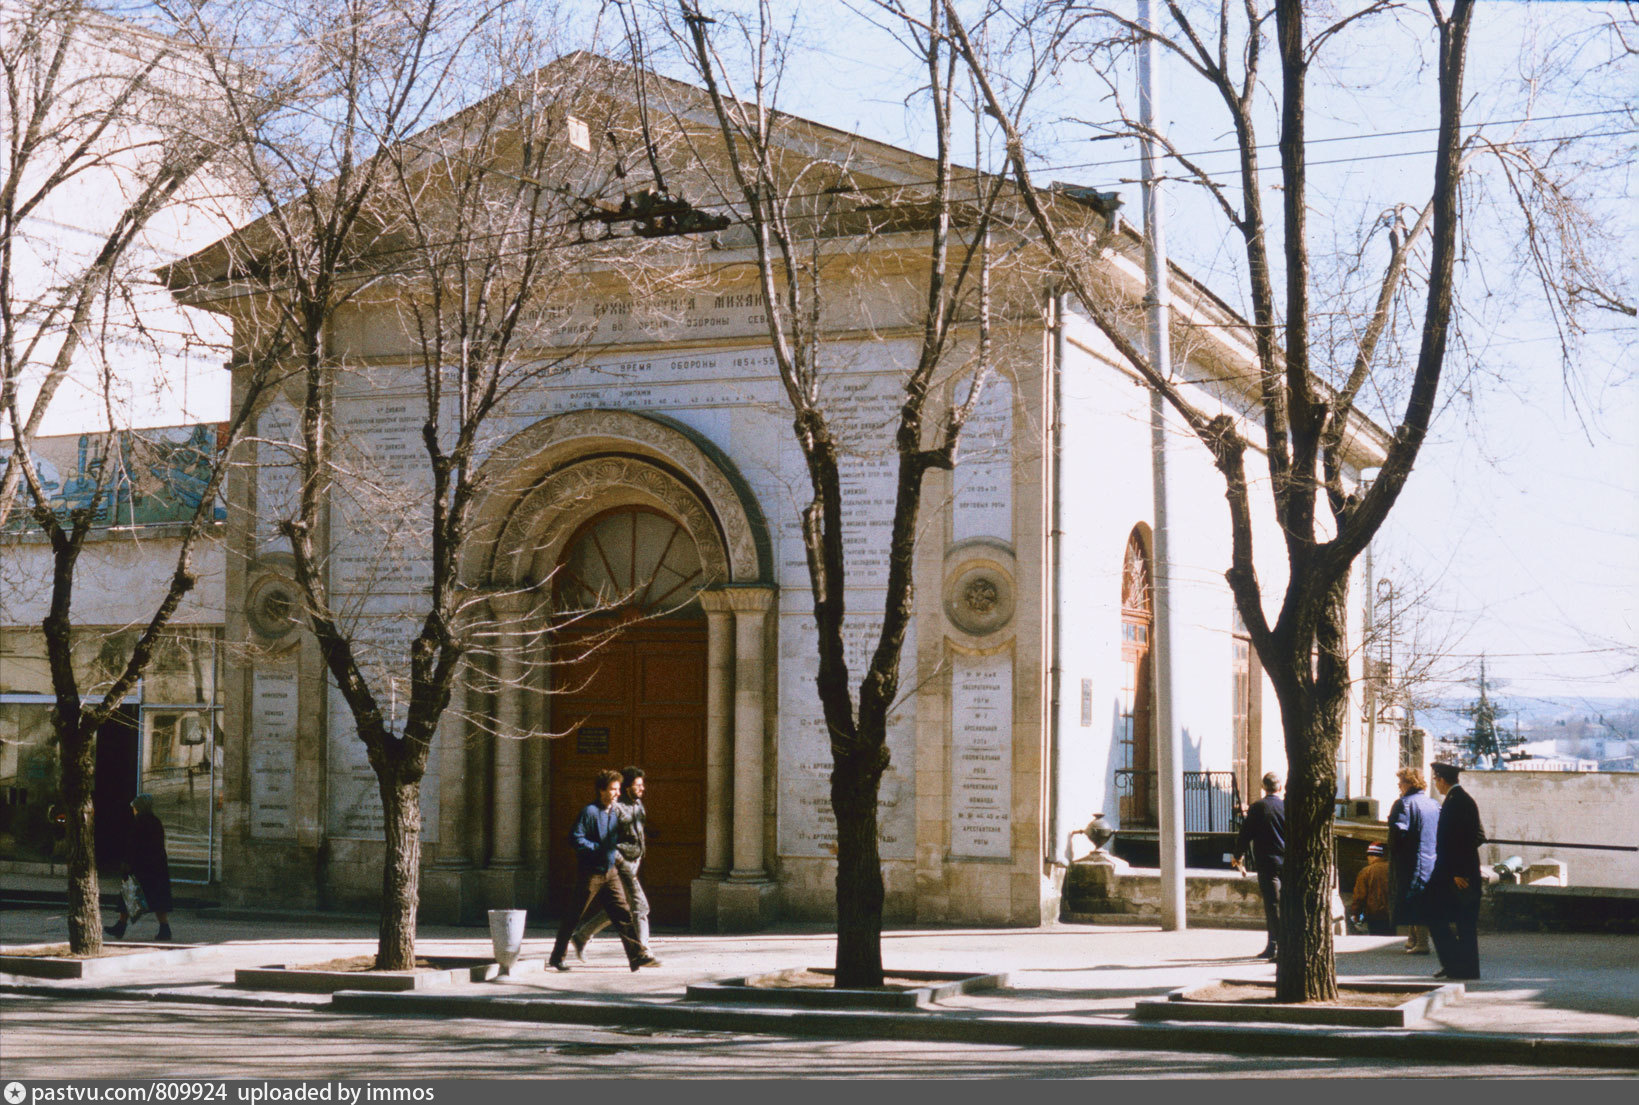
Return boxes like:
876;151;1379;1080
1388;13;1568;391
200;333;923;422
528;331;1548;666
571;765;652;961
550;769;661;972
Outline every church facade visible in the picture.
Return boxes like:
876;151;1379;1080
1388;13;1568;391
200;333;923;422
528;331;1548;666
153;68;1388;933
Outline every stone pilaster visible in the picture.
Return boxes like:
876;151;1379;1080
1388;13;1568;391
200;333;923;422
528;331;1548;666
480;589;536;909
424;676;478;924
691;589;738;930
720;585;778;931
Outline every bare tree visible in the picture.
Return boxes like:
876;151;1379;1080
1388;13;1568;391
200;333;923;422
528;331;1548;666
653;0;1031;987
165;0;473;970
1363;560;1472;773
169;0;702;968
0;0;282;954
947;0;1631;1000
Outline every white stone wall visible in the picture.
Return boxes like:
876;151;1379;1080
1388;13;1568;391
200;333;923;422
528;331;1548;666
1053;319;1157;846
0;530;224;627
1050;306;1379;847
239;310;1052;919
1460;769;1639;889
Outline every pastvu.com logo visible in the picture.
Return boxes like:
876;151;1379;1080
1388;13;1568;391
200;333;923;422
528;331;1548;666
5;1081;27;1104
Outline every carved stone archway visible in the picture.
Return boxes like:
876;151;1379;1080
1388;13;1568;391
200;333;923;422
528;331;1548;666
494;455;732;591
427;409;779;932
467;408;770;588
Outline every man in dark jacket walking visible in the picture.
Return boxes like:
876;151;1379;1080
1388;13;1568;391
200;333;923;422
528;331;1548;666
1428;762;1485;980
570;765;652;961
1233;772;1286;960
1387;766;1441;954
550;770;660;972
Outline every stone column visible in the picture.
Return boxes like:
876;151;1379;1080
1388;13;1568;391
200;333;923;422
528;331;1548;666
719;586;779;930
423;678;478;924
481;589;535;908
691;590;737;930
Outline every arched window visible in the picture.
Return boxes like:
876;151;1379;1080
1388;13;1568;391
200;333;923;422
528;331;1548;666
1232;607;1262;810
554;507;707;618
1119;528;1156;824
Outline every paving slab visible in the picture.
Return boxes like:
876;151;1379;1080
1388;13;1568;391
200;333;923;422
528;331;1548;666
3;894;1636;1069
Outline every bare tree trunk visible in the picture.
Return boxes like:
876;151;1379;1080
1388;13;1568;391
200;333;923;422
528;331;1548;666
375;771;421;971
58;717;100;954
1272;577;1351;1002
831;745;887;988
1275;715;1339;1002
40;510;100;953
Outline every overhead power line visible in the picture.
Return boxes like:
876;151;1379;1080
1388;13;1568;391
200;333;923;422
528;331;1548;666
62;25;1639;221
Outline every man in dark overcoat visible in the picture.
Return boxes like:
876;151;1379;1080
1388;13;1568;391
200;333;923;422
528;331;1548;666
1233;771;1286;960
1428;762;1485;980
1387;766;1440;954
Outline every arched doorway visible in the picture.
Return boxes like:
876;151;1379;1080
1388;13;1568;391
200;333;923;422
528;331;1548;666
1119;528;1156;825
547;506;710;926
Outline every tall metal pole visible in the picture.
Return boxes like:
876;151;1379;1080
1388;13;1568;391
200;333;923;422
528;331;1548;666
1364;540;1378;802
1139;0;1185;930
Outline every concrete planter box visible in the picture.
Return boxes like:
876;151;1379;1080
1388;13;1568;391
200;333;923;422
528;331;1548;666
0;942;224;979
235;955;543;993
686;968;1009;1010
1135;978;1462;1028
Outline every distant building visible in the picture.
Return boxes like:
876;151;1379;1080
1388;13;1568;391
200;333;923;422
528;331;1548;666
0;427;227;882
1504;757;1599;772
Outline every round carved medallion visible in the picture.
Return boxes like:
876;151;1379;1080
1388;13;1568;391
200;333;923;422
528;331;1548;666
944;562;1014;637
247;572;303;644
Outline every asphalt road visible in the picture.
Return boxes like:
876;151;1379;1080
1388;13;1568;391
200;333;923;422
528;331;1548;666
0;996;1626;1080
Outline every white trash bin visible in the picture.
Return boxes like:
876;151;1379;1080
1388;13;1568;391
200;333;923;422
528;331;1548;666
488;909;528;976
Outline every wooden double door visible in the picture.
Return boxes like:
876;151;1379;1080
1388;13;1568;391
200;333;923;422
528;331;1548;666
548;620;708;927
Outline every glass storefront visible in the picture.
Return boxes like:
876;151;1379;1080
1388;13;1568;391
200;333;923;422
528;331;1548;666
0;627;222;882
0;702;61;865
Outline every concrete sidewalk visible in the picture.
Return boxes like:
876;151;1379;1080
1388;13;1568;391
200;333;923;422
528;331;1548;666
3;893;1636;1070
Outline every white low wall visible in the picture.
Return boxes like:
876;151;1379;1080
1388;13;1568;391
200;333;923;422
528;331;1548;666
1461;770;1639;890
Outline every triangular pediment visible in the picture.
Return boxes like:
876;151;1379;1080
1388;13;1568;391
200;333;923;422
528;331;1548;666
162;51;999;298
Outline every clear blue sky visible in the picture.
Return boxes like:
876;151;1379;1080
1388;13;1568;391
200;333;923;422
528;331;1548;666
696;0;1638;705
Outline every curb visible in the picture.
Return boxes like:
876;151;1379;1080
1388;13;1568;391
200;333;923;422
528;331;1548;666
0;981;319;1011
6;976;1637;1071
328;989;1639;1070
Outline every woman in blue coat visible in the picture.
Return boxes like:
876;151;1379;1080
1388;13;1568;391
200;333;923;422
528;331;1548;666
1387;767;1440;954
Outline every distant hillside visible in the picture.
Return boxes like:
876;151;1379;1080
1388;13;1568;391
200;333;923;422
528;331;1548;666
1419;695;1639;736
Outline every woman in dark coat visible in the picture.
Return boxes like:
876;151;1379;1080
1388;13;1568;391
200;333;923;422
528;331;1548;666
104;793;173;941
1387;767;1440;954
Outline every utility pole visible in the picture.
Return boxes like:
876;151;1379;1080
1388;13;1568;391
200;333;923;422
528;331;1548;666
1363;541;1376;802
1138;0;1184;930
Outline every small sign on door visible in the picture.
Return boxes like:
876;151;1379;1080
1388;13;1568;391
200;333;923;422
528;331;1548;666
576;726;610;754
